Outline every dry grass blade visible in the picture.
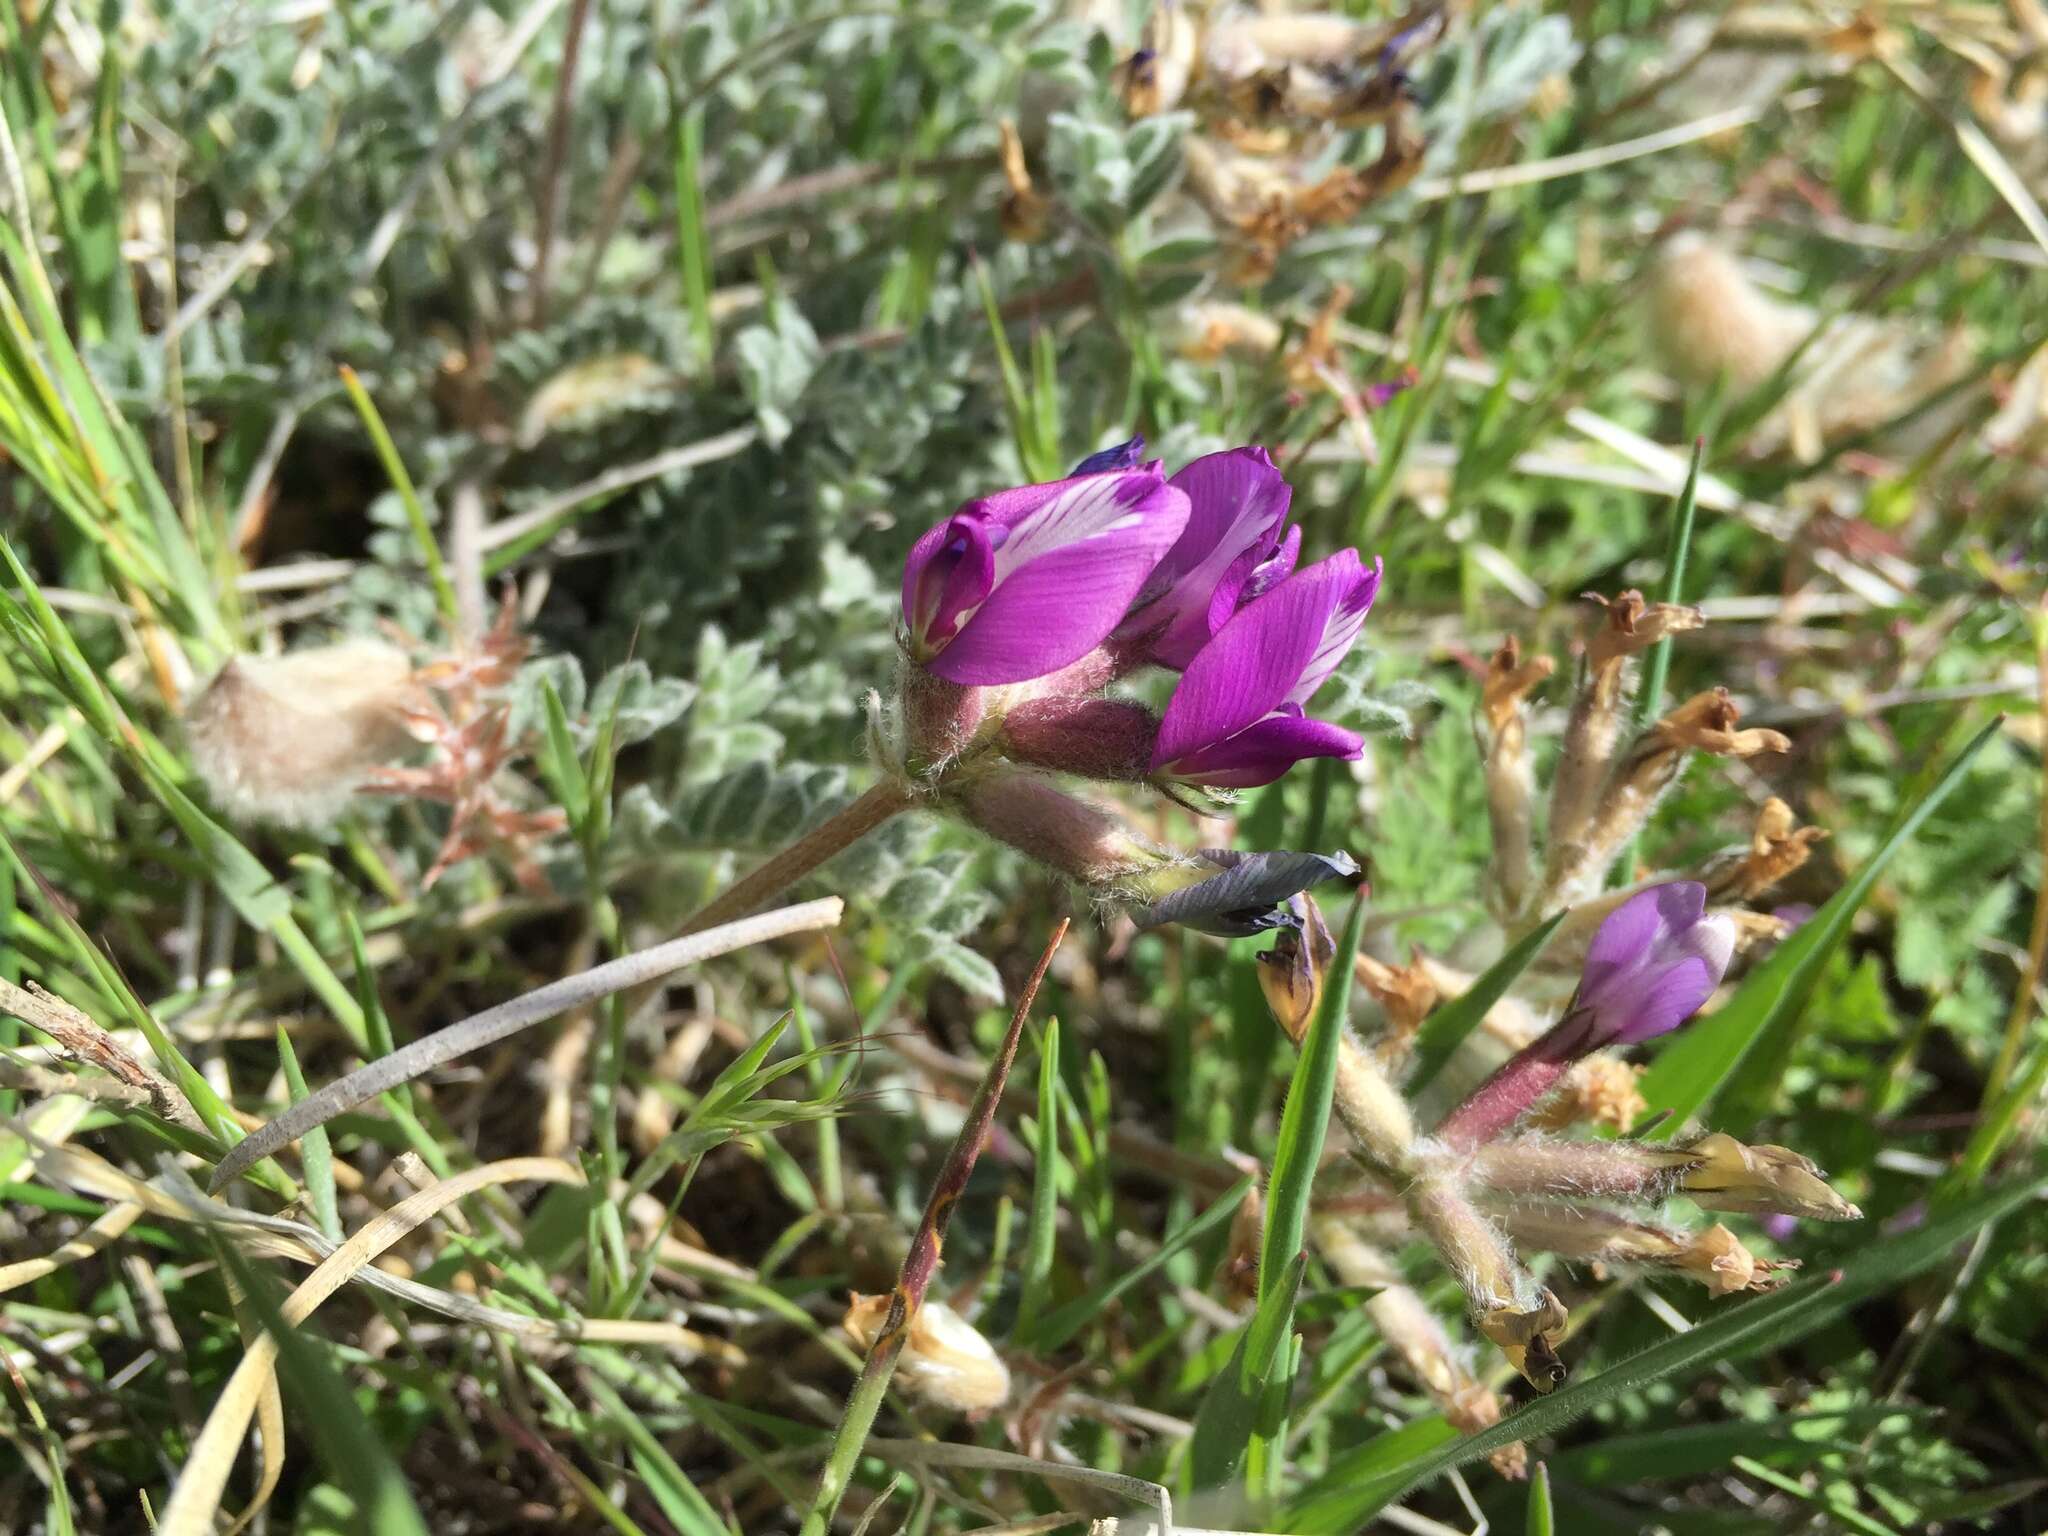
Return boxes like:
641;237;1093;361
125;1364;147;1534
0;1199;142;1293
209;896;843;1190
156;1156;586;1536
0;977;205;1133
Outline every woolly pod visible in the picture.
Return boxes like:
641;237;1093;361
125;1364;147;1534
842;1296;1010;1414
183;640;420;829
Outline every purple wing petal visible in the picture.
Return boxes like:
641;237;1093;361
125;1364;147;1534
1240;524;1302;604
1580;883;1688;1010
1606;953;1719;1045
1135;849;1360;936
1139;448;1293;669
1158;710;1362;789
929;476;1191;685
1149;552;1357;770
1282;552;1382;708
1071;434;1147;474
902;513;996;653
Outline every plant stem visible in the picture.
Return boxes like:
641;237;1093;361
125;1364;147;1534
798;921;1066;1536
1985;614;2048;1106
679;779;917;936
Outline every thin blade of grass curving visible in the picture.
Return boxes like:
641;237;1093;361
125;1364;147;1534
798;921;1067;1536
158;1157;586;1536
1281;1167;2046;1530
1638;715;2000;1136
209;897;842;1192
1406;909;1567;1097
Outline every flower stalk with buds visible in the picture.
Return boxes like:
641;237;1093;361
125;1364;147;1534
1259;882;1859;1402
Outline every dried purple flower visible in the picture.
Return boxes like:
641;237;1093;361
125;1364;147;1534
1134;848;1359;937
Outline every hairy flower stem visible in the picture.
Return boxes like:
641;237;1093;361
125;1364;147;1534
679;779;918;936
798;922;1065;1536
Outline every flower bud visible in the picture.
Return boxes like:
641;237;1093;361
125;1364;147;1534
842;1295;1009;1414
1677;1133;1861;1222
1256;896;1337;1043
184;640;419;829
1436;884;1733;1147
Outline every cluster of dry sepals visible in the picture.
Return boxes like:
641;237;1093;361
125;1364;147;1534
1121;5;1439;283
1482;590;1811;931
1263;594;1857;1454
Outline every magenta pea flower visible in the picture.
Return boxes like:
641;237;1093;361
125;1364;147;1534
1148;549;1382;789
1437;882;1738;1147
901;462;1191;686
1115;446;1298;670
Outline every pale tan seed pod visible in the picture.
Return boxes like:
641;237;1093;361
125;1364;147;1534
1647;234;1805;399
184;641;419;829
842;1296;1011;1413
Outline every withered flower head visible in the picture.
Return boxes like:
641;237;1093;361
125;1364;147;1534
1257;894;1337;1043
843;1295;1010;1414
997;120;1049;243
1653;689;1793;760
1584;590;1706;677
1482;636;1554;732
184;640;419;830
1476;1288;1569;1393
1677;1132;1861;1222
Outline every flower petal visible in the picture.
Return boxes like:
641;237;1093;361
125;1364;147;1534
1578;882;1733;1046
901;513;996;653
1137;448;1293;668
1135;849;1360;937
1150;551;1361;770
1159;710;1362;789
1071;434;1148;474
928;472;1190;685
1283;552;1382;708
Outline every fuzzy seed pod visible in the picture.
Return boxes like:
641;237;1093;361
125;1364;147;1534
1648;234;1805;400
1500;1206;1794;1297
843;1296;1010;1413
1315;1216;1526;1478
184;641;419;829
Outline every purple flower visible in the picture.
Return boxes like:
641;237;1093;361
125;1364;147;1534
901;465;1191;686
1436;882;1737;1147
1135;849;1359;937
1577;882;1737;1046
1116;447;1297;669
1148;550;1381;789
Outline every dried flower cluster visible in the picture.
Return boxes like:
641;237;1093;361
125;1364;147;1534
184;600;566;889
1248;594;1851;1443
1122;5;1442;283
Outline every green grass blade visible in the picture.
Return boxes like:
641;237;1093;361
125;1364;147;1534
1525;1459;1554;1536
1408;910;1567;1096
277;1026;340;1240
1639;714;2001;1135
1025;1175;1251;1354
338;364;458;628
1012;1017;1062;1341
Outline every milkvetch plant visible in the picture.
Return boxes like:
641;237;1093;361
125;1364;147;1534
682;438;1379;942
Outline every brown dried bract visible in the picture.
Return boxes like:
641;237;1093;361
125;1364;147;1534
1652;688;1792;759
997;120;1050;243
1482;636;1555;734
